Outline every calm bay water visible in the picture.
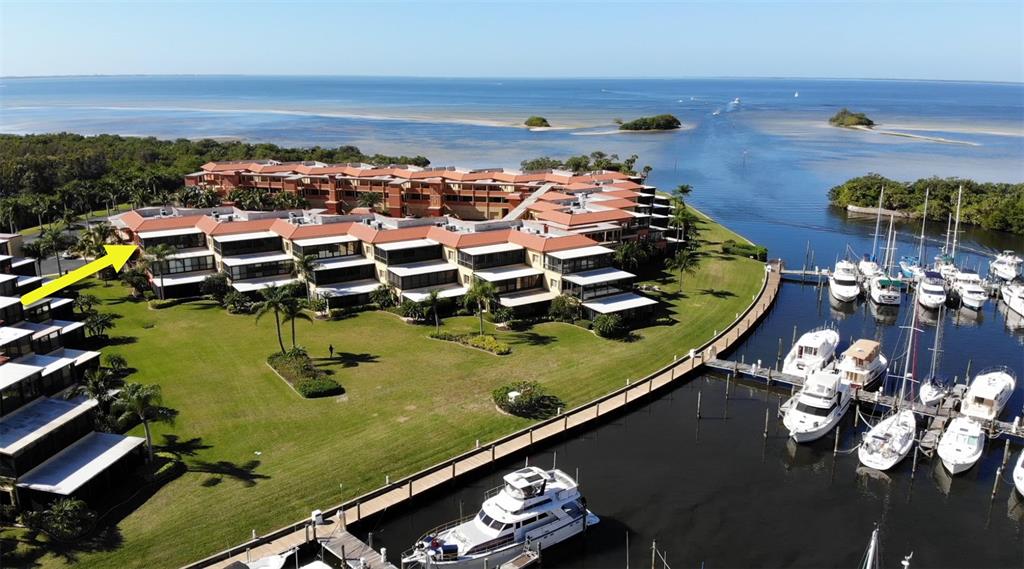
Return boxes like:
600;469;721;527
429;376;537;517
2;76;1023;566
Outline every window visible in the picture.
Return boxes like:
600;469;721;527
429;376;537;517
795;401;836;417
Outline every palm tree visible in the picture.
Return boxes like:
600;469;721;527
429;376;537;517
0;198;17;233
66;368;117;430
665;249;701;290
668;203;696;245
21;240;44;276
40;226;71;276
673;183;693;201
255;285;290;354
112;382;172;462
613;241;643;271
463;280;498;336
144;243;175;300
85;312;115;338
356;191;383;212
420;289;442;334
293;254;318;302
74;293;100;316
281;298;312;349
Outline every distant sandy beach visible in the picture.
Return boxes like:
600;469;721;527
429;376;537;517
847;124;981;146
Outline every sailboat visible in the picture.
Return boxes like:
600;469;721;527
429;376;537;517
919;306;950;406
859;189;886;281
899;188;930;281
858;287;920;471
869;215;902;306
859;526;913;569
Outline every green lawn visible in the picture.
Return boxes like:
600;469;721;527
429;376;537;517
5;211;765;568
17;204;131;237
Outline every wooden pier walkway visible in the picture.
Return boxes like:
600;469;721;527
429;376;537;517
323;528;399;569
186;261;782;569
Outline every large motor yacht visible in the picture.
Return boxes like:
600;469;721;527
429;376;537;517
950;270;988;311
782;327;840;380
960;367;1017;423
1002;282;1024;318
829;260;861;302
782;371;851;443
401;467;598;568
990;250;1023;282
836;339;888;390
916;271;947;310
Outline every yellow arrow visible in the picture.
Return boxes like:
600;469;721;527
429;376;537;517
21;244;138;306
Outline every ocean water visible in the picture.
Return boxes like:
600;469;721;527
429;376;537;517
2;76;1024;566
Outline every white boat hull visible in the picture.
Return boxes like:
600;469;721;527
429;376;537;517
829;283;860;303
857;411;916;471
918;292;946;310
942;455;980;476
1014;450;1024;496
919;380;947;406
785;398;850;443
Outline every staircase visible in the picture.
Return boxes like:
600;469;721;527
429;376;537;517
503;183;556;221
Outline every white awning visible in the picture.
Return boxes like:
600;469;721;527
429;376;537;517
313;257;375;271
562;267;635;286
387;260;458;278
473;264;543;282
0;326;33;346
315;279;381;298
582;292;658;314
213;230;278;243
0;397;98;455
17;432;145;495
460;242;523;256
13;353;76;377
375;238;438;252
401;284;468;302
0;296;19;310
45;347;102;368
231;276;298;293
293;235;359;247
11;321;62;340
166;247;213;260
220;252;292;267
153;270;219;287
498;289;558;308
546;245;615;260
137;227;202;239
0;362;42;390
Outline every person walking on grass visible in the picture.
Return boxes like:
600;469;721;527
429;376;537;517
329;344;335;359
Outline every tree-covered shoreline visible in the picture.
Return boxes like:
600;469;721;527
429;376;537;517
829;108;875;127
828;173;1024;234
0;133;430;231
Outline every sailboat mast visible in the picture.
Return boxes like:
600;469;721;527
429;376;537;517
900;288;920;404
917;188;930;262
951;185;963;260
929;306;944;379
883;214;896;275
871;188;885;261
943;213;952;254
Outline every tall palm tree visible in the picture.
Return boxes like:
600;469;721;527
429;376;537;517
255;285;290;354
144;243;175;300
21;240;44;276
293;254;318;302
463;280;498;336
668;203;696;245
84;312;115;338
356;191;383;212
0;198;17;233
40;226;70;276
65;368;117;430
281;298;312;349
665;249;701;290
112;382;172;462
673;183;693;201
420;289;442;334
613;241;643;271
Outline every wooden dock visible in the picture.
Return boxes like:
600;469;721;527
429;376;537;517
186;262;784;569
499;548;540;569
322;528;399;569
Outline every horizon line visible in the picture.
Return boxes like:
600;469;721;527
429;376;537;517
1;72;1022;86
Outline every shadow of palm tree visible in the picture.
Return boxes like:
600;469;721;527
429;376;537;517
157;434;211;459
6;524;124;566
507;331;557;346
699;288;737;299
314;352;379;369
191;459;270;488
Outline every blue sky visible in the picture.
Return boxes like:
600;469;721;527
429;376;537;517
1;1;1021;82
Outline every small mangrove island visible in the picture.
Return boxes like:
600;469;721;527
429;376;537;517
828;173;1024;234
524;116;551;128
618;114;682;131
828;108;875;127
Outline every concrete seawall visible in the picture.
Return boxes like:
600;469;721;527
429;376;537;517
188;261;783;569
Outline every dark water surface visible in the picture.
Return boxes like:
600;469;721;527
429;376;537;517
3;76;1024;567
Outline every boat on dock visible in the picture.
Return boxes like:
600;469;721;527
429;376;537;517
917;271;947;310
829;260;861;302
899;255;924;281
869;275;902;305
836;339;888;390
960;367;1016;423
990;250;1023;282
949;270;988;311
1002;282;1024;317
919;307;950;406
400;467;598;568
782;326;840;379
783;370;851;443
937;416;985;474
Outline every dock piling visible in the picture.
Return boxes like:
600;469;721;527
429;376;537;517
911;444;919;478
763;408;769;439
833;427;841;456
991;466;1003;500
696;390;702;420
1002;439;1011;467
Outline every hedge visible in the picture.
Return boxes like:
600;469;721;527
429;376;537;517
429;332;511;355
296;377;344;398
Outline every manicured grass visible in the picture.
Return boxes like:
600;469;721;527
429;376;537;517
17;204;130;237
5;211;764;568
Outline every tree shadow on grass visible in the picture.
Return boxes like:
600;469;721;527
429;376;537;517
313;352;379;370
5;525;124;567
506;331;558;346
191;459;270;488
157;434;212;459
699;288;737;299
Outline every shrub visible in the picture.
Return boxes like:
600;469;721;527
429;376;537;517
618;114;682;131
308;295;328;316
492;307;514;324
296;377;344;398
548;294;580;322
370;284;398;308
721;239;768;261
224;290;252;314
592;313;626;338
524;116;550;128
200;273;230;304
398;299;425;320
493;381;564;419
19;498;97;542
429;332;511;355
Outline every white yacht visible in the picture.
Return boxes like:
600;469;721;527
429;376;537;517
859;256;883;282
401;467;598;568
829;260;861;302
937;416;985;475
1002;282;1024;317
916;271;947;310
836;339;888;390
858;410;917;471
1014;449;1024;496
990;251;1023;282
950;270;988;311
782;327;840;379
869;275;902;305
783;370;851;443
960;367;1017;423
